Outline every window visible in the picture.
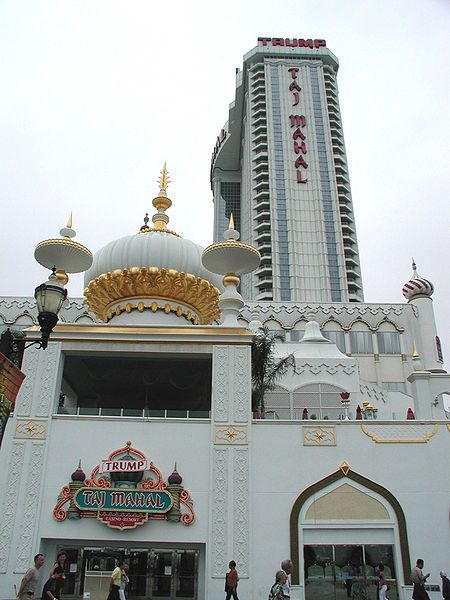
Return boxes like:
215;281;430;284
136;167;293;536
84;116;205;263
322;331;346;353
59;354;212;419
377;332;401;354
293;383;344;420
349;331;373;354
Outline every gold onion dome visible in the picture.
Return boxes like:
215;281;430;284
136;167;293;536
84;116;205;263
84;165;222;325
34;213;93;285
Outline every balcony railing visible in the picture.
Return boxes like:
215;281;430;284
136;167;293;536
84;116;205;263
56;406;210;419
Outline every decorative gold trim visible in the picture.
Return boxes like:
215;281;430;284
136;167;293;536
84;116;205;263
15;419;47;439
84;267;220;324
340;462;350;476
360;423;438;443
401;354;407;362
203;240;261;258
303;426;336;446
446;424;450;432
35;238;93;258
214;425;248;445
138;227;180;237
106;298;201;325
26;324;252;336
373;353;380;361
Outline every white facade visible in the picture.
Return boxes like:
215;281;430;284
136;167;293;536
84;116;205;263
0;291;449;600
211;38;363;303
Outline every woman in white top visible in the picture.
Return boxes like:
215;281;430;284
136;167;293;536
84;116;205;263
378;573;388;600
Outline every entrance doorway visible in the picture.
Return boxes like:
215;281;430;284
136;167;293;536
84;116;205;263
304;544;398;600
81;548;198;600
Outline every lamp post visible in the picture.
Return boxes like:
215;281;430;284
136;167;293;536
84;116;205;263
0;215;92;448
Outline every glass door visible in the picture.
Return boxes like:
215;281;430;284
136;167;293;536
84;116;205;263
149;550;198;600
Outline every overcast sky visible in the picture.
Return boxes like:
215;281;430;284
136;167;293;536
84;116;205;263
1;0;449;360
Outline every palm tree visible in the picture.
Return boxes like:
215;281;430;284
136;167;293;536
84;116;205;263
251;326;294;418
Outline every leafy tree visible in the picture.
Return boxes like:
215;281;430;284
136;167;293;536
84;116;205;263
251;326;294;417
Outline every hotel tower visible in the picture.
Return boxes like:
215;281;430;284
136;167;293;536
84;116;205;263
211;37;364;303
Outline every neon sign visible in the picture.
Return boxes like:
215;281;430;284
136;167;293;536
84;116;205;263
288;68;308;184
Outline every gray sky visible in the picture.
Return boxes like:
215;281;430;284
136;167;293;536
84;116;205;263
1;0;449;360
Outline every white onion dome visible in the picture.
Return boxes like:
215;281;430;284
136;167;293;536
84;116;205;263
84;165;222;325
402;260;434;300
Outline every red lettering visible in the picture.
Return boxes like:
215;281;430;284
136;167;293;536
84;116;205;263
288;67;299;79
298;39;313;48
272;38;284;46
292;92;300;106
257;37;271;46
293;129;306;143
295;156;308;169
289;81;301;92
297;170;308;183
315;39;326;48
290;115;306;128
112;461;119;470
285;39;298;47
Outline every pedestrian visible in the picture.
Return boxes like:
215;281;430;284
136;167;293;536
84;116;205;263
224;560;239;600
16;554;45;600
411;558;430;600
119;564;129;600
41;568;64;600
378;572;388;600
268;570;287;599
440;571;450;600
107;561;125;600
50;553;67;578
280;559;293;599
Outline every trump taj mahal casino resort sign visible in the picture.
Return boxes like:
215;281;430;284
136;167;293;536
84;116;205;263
53;442;195;530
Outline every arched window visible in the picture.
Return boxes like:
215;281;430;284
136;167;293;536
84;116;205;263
293;383;344;420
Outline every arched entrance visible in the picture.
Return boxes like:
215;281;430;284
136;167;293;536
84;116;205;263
290;468;412;599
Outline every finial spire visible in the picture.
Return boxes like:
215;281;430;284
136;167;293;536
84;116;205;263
151;164;172;231
229;213;235;230
412;257;418;277
158;162;170;195
60;213;76;239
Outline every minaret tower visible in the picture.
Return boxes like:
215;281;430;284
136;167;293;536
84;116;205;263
402;260;445;372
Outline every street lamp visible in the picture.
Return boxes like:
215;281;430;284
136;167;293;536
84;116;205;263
33;269;68;349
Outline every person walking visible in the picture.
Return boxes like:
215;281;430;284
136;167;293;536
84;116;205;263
41;568;65;600
280;559;293;599
411;558;430;600
119;564;129;600
16;554;45;600
440;571;450;600
268;571;287;599
378;572;388;600
107;561;125;600
224;560;239;600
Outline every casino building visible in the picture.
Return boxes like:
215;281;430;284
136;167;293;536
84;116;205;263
211;37;363;303
0;44;449;600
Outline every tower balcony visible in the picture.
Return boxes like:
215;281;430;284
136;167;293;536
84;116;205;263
255;291;273;301
253;107;267;119
254;198;270;212
252;116;267;129
259;252;272;264
254;220;271;233
337;182;351;195
257;241;272;253
256;275;273;286
255;264;273;277
253;140;267;157
253;169;268;182
253;159;269;172
255;230;271;243
253;133;268;146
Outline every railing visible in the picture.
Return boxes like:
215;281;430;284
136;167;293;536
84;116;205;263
56;407;210;419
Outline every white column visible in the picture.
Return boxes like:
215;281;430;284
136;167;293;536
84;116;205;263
409;297;445;372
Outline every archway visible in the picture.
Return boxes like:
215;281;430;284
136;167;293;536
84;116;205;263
289;468;412;589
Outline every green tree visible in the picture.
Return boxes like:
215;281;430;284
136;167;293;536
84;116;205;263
251;326;294;417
